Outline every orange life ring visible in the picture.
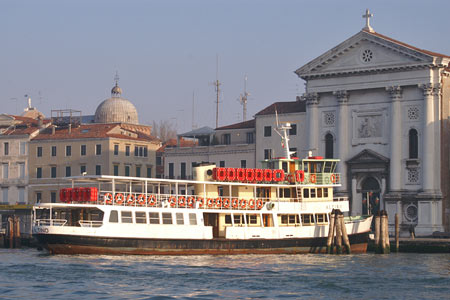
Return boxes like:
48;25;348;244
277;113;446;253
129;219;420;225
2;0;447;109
187;196;195;208
222;198;231;208
147;195;157;206
273;169;285;182
263;169;273;182
169;196;177;207
310;174;316;184
254;169;264;182
226;168;236;181
236;168;246;181
215;197;222;208
178;196;186;207
330;173;336;183
245;169;255;182
239;199;247;209
256;199;264;209
197;197;204;208
104;193;113;205
126;194;136;206
137;194;146;206
207;198;214;208
232;198;239;209
248;199;255;209
115;193;124;205
215;168;227;181
295;170;305;183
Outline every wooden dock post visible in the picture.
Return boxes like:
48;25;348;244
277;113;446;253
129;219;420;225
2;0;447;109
374;212;381;253
380;210;390;254
7;216;14;249
395;213;399;252
14;216;21;248
326;209;336;254
340;212;351;254
335;210;343;254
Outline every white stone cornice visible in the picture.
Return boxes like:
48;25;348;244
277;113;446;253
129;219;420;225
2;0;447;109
302;92;320;106
333;90;349;104
386;86;402;100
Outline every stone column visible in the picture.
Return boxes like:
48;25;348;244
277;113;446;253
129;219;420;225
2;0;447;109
381;176;386;211
418;83;439;192
386;86;402;191
351;176;360;216
303;92;320;154
334;90;349;192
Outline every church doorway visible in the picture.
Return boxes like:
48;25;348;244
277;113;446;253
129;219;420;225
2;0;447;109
361;176;381;215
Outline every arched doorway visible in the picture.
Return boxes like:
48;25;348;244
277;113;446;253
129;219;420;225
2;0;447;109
361;176;381;215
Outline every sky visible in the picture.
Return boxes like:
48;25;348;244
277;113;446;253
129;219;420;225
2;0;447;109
2;0;450;133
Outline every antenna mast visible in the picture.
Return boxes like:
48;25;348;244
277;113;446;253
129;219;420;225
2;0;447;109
214;55;221;128
192;91;197;130
238;75;250;121
274;110;294;159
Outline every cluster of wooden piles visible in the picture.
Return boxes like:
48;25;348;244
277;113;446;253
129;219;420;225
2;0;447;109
3;216;21;248
326;209;351;254
374;210;390;254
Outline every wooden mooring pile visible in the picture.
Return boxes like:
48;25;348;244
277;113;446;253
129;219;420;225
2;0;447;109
326;209;351;254
374;210;391;254
2;215;21;248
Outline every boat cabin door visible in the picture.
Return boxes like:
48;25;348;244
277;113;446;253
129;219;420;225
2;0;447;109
203;213;219;238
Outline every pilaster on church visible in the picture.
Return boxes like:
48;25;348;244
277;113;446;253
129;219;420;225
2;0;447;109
418;83;441;192
302;92;320;155
386;85;402;192
333;90;349;193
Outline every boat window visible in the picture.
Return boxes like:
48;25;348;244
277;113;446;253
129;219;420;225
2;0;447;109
218;186;223;197
310;189;316;198
176;213;184;225
303;163;308;172
316;162;323;173
162;213;172;224
248;215;258;225
278;188;291;198
121;211;133;223
323;162;333;173
315;214;327;224
149;212;160;224
324;188;329;198
317;188;323;198
225;215;232;225
301;214;314;225
280;214;300;225
282;162;288;172
189;213;197;225
303;188;310;198
109;210;118;223
233;214;244;225
135;211;147;224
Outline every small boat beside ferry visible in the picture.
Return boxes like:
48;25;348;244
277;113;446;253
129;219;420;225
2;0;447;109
32;123;372;255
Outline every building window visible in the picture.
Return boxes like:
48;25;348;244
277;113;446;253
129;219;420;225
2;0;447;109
246;132;254;144
80;145;86;156
114;144;119;155
219;161;225;167
18;187;25;203
51;192;56;203
409;129;418;159
96;144;102;155
66;145;72;156
65;166;71;177
2;188;8;203
51;146;57;157
4;142;9;155
36;192;42;203
264;149;272;160
289;124;297;136
125;145;130;156
156;156;162;166
113;165;119;176
222;134;231;145
51;166;57;178
264;126;271;137
18;163;25;179
134;146;147;157
168;163;174;179
325;133;334;159
36;167;42;178
19;142;26;155
80;165;86;175
96;165;101;175
146;167;152;178
2;164;8;179
241;160;246;168
125;165;130;177
136;166;141;177
37;146;42;157
177;162;185;179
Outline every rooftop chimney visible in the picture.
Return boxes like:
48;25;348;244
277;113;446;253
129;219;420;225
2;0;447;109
68;123;72;134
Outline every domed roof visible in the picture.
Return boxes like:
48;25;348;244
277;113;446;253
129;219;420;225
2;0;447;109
94;83;139;124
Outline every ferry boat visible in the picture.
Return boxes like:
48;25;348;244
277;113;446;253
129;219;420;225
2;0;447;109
32;123;372;255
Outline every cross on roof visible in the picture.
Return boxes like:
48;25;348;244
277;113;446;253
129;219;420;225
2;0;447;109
362;9;374;32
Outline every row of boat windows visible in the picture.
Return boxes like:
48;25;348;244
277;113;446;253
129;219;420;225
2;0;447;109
279;213;327;225
109;210;198;225
277;188;329;199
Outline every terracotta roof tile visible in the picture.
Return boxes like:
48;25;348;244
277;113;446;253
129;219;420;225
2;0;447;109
216;119;255;130
256;100;306;116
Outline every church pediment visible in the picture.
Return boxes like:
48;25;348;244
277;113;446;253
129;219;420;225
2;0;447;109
347;149;389;165
295;30;442;80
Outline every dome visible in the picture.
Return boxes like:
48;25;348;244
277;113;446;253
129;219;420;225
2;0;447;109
94;83;139;124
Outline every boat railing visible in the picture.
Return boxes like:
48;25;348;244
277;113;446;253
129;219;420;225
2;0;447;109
333;197;348;202
79;220;103;228
304;172;340;185
34;219;67;226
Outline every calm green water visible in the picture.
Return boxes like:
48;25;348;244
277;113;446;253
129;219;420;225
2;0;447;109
0;249;448;299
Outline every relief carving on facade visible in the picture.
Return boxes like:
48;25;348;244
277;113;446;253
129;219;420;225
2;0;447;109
352;108;388;145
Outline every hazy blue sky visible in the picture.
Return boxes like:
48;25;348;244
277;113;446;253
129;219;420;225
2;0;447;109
2;0;449;132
